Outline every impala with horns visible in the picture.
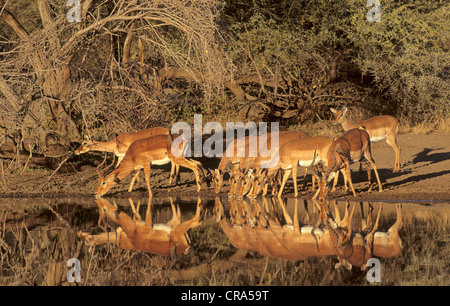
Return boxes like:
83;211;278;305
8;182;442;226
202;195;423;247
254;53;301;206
79;197;204;255
210;130;309;194
331;106;401;172
76;126;180;191
95;134;206;198
311;127;383;199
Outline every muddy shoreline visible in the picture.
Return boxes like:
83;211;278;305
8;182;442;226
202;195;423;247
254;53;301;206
0;132;449;203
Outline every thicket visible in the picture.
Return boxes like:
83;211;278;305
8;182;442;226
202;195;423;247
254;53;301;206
0;0;448;160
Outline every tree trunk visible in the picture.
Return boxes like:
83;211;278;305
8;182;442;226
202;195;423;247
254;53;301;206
0;0;81;147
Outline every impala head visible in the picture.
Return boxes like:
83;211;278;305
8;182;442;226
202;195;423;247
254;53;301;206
228;170;244;198
95;197;119;224
75;135;94;155
330;106;348;125
209;169;224;193
335;238;372;270
95;153;117;198
250;198;268;227
310;150;337;199
249;169;268;199
213;197;224;223
235;169;253;199
95;172;121;198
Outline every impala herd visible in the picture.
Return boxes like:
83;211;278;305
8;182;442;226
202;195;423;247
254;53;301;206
76;106;400;201
77;106;404;271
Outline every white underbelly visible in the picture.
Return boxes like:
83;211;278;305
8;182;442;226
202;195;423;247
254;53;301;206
301;226;324;236
349;158;361;164
153;224;173;232
299;158;322;167
151;156;171;165
370;136;386;142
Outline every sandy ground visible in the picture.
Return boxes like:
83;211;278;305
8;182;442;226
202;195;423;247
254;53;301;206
0;131;449;202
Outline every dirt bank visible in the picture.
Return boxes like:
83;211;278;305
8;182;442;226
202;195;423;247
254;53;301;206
0;132;449;202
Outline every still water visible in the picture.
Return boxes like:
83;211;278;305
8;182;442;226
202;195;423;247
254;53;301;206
0;195;448;286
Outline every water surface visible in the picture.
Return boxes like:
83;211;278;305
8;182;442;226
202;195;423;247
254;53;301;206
0;196;448;285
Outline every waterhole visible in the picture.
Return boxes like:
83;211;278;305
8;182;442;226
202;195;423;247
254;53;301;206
0;196;448;286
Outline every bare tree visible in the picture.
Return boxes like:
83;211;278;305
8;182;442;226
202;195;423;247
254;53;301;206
0;0;239;157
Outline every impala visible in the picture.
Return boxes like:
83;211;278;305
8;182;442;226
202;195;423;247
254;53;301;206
243;136;344;198
213;197;258;251
229;131;312;198
210;130;309;194
76;126;180;191
334;202;403;270
276;136;338;198
78;197;204;255
311;127;383;199
95;134;206;198
331;106;401;172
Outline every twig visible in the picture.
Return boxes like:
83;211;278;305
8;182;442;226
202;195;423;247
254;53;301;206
0;159;8;191
259;256;270;285
20;144;33;174
40;152;73;190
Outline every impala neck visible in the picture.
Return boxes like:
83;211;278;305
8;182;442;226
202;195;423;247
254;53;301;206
91;139;117;153
341;117;357;131
113;162;136;181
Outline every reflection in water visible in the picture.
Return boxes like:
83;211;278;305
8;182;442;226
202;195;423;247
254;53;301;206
0;196;447;285
79;197;204;255
215;197;403;270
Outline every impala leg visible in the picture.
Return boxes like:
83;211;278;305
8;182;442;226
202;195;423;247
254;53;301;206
366;156;383;192
277;168;292;197
169;161;176;184
262;181;269;197
388;203;403;249
362;159;374;192
302;168;309;190
172;157;202;192
169;163;181;185
143;163;153;199
116;155;124;168
175;164;180;185
365;202;383;250
344;160;356;196
387;137;401;172
292;163;299;197
331;170;339;192
128;170;141;192
342;168;349;192
128;198;142;221
166;197;181;227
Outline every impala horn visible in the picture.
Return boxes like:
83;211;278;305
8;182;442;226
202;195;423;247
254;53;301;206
96;152;115;179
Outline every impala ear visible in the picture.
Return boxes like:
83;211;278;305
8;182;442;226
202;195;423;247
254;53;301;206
330;108;337;114
342;106;348;114
214;169;221;175
112;172;121;184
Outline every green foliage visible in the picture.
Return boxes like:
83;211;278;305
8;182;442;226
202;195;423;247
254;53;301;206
1;0;448;140
348;1;449;123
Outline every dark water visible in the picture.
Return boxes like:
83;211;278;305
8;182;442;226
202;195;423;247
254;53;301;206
0;195;448;286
